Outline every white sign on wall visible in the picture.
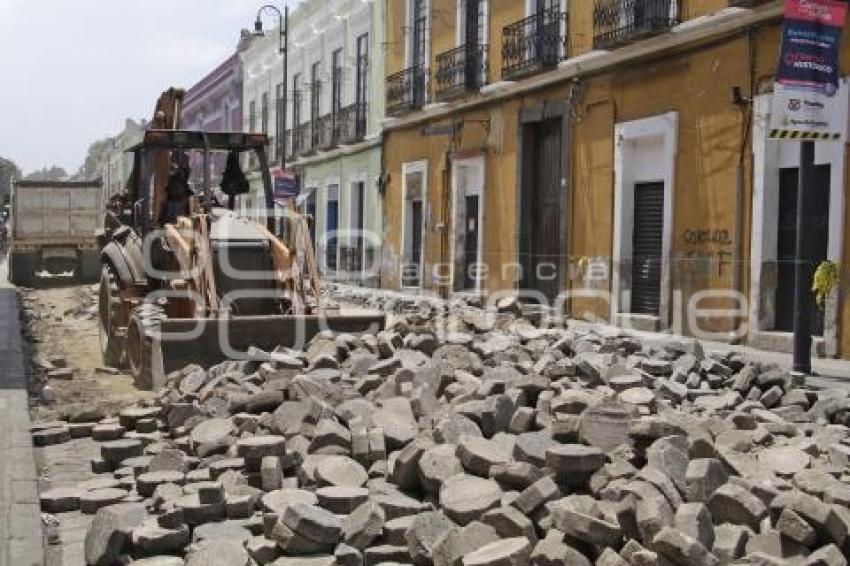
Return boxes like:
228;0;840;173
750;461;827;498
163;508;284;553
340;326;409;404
770;83;847;141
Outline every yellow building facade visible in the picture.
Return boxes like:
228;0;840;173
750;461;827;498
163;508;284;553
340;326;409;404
380;0;850;359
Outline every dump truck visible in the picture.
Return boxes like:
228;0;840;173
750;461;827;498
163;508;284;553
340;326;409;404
8;178;103;286
99;88;385;389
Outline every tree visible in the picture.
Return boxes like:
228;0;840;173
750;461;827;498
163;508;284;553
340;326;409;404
25;166;69;181
76;137;116;180
0;157;21;199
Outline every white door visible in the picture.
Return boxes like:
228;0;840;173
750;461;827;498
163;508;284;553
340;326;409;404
452;157;485;293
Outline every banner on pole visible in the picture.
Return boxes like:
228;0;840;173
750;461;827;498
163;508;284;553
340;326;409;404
770;0;848;141
273;168;299;201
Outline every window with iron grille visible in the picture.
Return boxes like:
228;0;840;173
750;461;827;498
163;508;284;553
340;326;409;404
331;48;343;117
411;0;427;69
311;62;322;148
276;83;284;161
356;34;369;108
535;0;560;12
311;62;321;123
460;0;486;48
292;74;303;155
261;92;269;135
355;33;369;136
248;100;257;168
436;0;487;100
413;0;428;107
293;74;302;125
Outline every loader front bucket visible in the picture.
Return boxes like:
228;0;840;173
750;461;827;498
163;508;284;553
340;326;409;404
131;309;386;390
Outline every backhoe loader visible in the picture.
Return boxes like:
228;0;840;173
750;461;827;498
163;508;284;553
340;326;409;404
98;88;384;389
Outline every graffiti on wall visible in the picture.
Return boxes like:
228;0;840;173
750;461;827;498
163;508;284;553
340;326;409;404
681;228;734;277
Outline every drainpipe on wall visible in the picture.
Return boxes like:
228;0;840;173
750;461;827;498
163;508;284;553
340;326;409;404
440;149;452;300
731;27;757;344
732;162;745;343
377;172;388;290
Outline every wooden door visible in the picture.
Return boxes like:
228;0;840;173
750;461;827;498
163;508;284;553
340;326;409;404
521;118;562;301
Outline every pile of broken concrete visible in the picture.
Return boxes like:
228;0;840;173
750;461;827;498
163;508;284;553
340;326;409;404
36;310;850;565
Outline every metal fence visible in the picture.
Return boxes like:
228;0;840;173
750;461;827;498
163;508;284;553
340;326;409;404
435;44;488;101
593;0;681;49
502;9;568;80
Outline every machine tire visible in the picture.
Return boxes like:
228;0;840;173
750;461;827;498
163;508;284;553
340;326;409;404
126;304;164;391
77;250;102;284
8;250;37;287
98;266;126;369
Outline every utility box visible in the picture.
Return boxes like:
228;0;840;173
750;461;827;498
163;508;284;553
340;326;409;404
9;179;103;286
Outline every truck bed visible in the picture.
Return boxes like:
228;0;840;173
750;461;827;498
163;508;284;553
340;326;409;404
11;180;103;244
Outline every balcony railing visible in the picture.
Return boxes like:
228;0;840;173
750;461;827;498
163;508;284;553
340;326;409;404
502;9;567;81
337;102;368;145
317;113;339;151
593;0;681;50
293;122;313;157
386;66;427;116
435;44;488;101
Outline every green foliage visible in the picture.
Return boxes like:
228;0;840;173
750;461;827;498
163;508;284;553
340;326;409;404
78;137;116;179
0;157;22;198
24;165;69;181
812;260;840;310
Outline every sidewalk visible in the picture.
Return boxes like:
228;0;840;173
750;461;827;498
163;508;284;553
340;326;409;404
572;321;850;391
331;284;850;391
0;259;44;566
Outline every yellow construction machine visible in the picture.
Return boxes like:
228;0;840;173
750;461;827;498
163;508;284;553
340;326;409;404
98;89;384;389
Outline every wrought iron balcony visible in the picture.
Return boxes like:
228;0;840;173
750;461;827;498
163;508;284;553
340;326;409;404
317;113;339;151
386;66;428;116
593;0;681;50
435;44;488;101
501;9;567;81
337;102;368;145
292;122;313;158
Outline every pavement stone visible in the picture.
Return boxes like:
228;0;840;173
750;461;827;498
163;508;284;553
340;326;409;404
0;287;44;566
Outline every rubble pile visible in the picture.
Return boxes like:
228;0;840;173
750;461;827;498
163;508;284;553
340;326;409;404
34;304;850;565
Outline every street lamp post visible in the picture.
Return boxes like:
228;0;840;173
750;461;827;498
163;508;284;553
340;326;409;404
254;4;289;175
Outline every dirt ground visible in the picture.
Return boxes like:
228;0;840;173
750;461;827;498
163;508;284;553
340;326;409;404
17;274;154;422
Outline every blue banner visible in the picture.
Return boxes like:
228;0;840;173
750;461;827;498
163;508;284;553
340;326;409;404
777;0;847;95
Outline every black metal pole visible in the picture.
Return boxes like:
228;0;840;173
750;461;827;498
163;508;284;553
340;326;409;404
281;7;288;175
792;140;815;375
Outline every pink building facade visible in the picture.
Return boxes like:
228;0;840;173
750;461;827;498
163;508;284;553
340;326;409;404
182;41;249;190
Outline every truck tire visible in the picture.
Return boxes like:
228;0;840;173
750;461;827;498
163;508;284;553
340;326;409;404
126;304;165;391
8;251;37;287
99;266;126;369
77;250;101;284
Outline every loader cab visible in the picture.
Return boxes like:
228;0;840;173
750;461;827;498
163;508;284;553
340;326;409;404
126;130;275;236
120;130;283;315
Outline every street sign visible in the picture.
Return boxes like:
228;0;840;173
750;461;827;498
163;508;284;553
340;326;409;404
770;0;848;141
422;121;459;137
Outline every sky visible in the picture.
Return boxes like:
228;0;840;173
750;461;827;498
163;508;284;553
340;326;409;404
0;0;296;175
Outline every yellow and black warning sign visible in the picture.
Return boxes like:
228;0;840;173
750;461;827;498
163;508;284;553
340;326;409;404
769;129;843;140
